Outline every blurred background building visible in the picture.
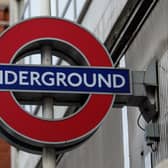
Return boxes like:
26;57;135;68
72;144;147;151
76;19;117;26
1;0;168;168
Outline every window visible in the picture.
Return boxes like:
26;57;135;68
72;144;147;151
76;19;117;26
22;0;88;21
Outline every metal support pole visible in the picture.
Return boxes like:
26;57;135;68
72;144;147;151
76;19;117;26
41;46;56;168
9;0;20;25
39;0;55;166
42;148;56;167
40;0;51;16
74;0;77;20
56;0;59;17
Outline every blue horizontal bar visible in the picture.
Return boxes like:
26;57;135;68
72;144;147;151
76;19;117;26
0;64;131;94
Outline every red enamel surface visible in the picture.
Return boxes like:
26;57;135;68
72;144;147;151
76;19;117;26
0;18;113;143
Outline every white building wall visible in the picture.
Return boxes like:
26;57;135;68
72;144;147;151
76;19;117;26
156;160;168;168
125;0;168;167
17;151;40;168
8;0;168;167
9;0;128;167
82;0;127;42
56;1;128;167
57;108;124;168
126;107;146;168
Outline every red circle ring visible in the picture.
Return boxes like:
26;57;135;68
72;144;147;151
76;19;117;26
0;17;114;145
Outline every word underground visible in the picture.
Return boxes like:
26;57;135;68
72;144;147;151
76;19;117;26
0;65;130;94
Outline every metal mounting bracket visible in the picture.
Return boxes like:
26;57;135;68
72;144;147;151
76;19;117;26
145;122;160;152
114;60;158;122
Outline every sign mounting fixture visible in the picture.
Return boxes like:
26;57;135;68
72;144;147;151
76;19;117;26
0;17;131;153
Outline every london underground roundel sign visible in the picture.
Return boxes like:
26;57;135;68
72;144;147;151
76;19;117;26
0;18;131;153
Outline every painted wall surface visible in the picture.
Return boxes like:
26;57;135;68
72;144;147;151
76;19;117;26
11;148;41;168
55;1;129;167
57;108;124;168
8;0;129;168
82;0;127;42
125;0;168;167
126;107;146;168
156;160;168;168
